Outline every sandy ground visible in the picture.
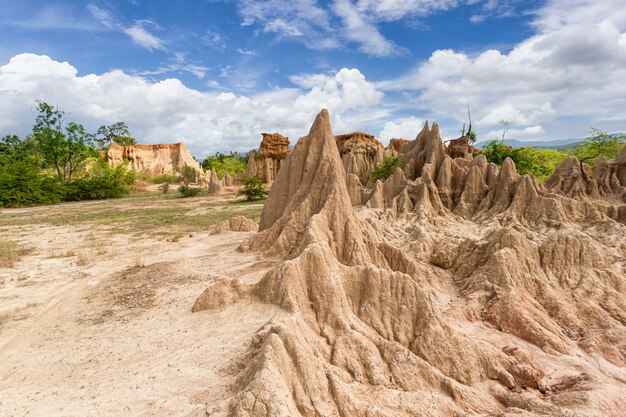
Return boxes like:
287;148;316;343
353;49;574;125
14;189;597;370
0;193;280;417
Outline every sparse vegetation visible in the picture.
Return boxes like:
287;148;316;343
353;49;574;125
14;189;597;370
0;238;28;268
158;183;171;194
481;140;568;183
237;176;268;201
371;157;402;182
178;184;202;197
151;173;179;184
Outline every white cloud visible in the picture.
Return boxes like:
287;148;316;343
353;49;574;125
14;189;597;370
332;0;402;57
379;116;424;141
0;54;384;158
123;20;166;51
136;53;208;79
376;1;626;139
532;0;626;33
236;0;479;56
236;48;258;56
238;0;339;50
484;125;546;141
354;0;462;21
88;5;166;52
86;5;115;29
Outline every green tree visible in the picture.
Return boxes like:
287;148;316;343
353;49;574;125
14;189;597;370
481;140;513;166
0;134;38;162
237;176;268;201
371;157;402;182
498;119;516;141
569;128;626;177
177;165;200;185
96;122;136;147
32;102;97;180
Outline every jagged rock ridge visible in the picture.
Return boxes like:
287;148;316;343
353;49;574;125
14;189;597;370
196;112;626;417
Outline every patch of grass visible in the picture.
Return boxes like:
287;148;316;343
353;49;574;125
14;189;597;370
0;238;29;268
76;252;89;266
0;192;264;234
131;254;145;268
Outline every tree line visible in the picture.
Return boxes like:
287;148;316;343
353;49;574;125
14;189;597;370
0;102;137;207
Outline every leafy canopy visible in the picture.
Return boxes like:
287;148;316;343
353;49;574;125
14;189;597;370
568;128;626;165
481;140;568;183
202;151;247;177
96;122;136;147
32;102;98;180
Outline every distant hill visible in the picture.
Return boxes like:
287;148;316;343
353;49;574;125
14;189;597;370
475;138;582;151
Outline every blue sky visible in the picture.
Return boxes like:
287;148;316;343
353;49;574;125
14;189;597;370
1;0;625;157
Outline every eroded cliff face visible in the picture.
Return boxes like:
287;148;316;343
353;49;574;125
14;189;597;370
245;133;291;183
196;112;626;417
106;143;202;177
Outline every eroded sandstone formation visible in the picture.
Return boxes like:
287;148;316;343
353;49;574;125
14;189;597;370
445;135;479;159
245;133;291;183
335;132;384;186
106;143;202;177
195;111;626;417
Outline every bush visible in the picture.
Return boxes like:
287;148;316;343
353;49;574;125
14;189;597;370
178;184;202;197
64;162;136;201
371;157;402;182
158;183;171;194
0;157;64;207
236;176;268;201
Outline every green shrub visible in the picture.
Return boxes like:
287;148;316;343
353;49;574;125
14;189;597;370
371;157;402;182
178;184;202;197
236;176;268;201
0;157;64;207
158;183;171;194
64;162;136;201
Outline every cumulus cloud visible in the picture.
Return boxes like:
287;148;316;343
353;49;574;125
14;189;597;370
0;54;383;158
377;0;626;139
378;116;424;141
